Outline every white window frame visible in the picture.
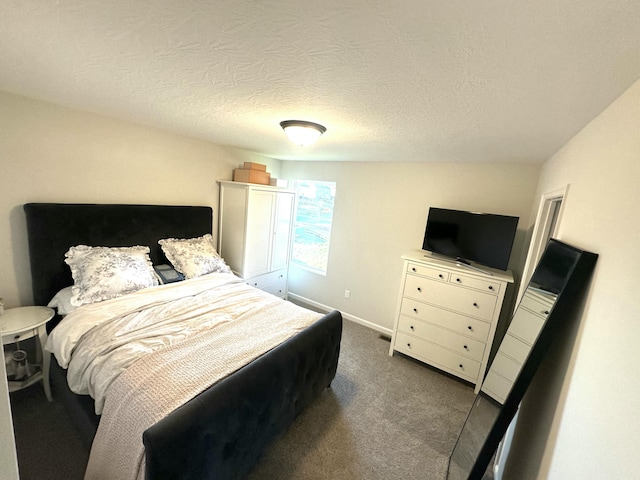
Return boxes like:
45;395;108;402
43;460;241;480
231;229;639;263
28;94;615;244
290;180;336;275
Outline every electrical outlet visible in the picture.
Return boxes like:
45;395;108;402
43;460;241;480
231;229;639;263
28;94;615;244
344;290;351;299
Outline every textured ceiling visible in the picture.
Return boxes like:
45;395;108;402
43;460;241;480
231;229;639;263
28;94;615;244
2;0;640;163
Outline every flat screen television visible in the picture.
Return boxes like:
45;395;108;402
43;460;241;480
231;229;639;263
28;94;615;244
422;207;519;271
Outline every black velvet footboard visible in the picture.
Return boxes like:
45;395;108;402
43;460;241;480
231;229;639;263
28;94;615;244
49;310;342;479
143;309;342;480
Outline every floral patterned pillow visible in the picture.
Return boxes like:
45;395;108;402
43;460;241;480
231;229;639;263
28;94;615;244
65;245;159;306
158;234;231;279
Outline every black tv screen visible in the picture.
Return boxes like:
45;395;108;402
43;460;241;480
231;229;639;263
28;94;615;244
422;208;519;271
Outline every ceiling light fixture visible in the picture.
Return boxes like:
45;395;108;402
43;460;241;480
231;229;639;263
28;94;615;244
280;120;326;146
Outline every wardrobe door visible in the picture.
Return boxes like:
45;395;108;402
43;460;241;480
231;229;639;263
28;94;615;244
245;189;276;278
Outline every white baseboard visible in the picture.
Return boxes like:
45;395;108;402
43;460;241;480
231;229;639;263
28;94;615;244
287;292;393;338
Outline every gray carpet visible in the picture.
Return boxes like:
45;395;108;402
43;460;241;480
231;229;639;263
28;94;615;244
10;386;89;480
9;320;476;480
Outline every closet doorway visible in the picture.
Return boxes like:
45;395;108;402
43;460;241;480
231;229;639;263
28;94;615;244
518;185;568;302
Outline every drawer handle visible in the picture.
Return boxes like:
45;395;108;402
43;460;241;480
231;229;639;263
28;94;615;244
456;278;461;282
459;364;464;369
412;267;417;272
417;287;422;292
473;302;478;308
542;310;550;315
438;274;444;279
467;326;473;331
407;343;412;348
413;308;418;313
463;345;469;350
410;325;415;331
488;285;494;290
14;335;20;340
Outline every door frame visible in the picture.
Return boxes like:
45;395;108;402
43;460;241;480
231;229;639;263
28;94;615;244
517;185;569;302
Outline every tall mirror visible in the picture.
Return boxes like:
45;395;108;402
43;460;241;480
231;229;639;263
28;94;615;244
447;239;598;480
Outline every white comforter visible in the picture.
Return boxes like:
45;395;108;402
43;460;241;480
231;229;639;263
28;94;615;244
47;272;323;480
46;272;318;414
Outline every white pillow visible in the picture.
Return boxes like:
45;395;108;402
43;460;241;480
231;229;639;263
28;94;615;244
158;234;231;279
65;245;159;306
47;286;76;316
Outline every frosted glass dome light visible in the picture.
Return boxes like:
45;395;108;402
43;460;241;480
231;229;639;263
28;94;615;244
280;120;326;146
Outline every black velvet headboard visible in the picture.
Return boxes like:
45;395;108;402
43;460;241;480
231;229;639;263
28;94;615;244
24;203;213;307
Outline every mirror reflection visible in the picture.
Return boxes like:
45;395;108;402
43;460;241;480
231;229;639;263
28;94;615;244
481;285;557;404
447;239;597;480
447;394;501;480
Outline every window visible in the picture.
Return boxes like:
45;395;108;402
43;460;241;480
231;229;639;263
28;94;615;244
291;180;336;274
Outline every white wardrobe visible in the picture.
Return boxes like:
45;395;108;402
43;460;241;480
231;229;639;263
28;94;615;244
218;181;295;299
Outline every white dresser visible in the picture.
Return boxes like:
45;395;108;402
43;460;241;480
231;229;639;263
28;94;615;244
218;181;295;299
389;251;513;393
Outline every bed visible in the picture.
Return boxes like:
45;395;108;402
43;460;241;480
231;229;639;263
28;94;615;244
23;202;342;480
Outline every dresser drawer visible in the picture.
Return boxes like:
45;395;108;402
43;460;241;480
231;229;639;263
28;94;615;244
404;275;497;321
399;298;490;342
482;352;522;404
262;280;287;298
406;262;449;281
245;269;287;290
489;351;522;382
449;273;502;294
394;332;481;381
481;370;511;403
398;316;486;361
498;333;530;363
507;306;546;345
519;290;555;316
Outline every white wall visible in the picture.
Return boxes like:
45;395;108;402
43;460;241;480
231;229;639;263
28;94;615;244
0;358;19;480
504;79;640;478
281;161;541;333
0;91;279;308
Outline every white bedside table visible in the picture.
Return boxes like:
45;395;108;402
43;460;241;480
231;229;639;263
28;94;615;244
1;306;54;401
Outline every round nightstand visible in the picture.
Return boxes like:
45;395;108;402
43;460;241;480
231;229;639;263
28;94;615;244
1;306;54;401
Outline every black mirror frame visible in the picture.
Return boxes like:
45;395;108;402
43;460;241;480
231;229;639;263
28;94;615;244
448;238;598;479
